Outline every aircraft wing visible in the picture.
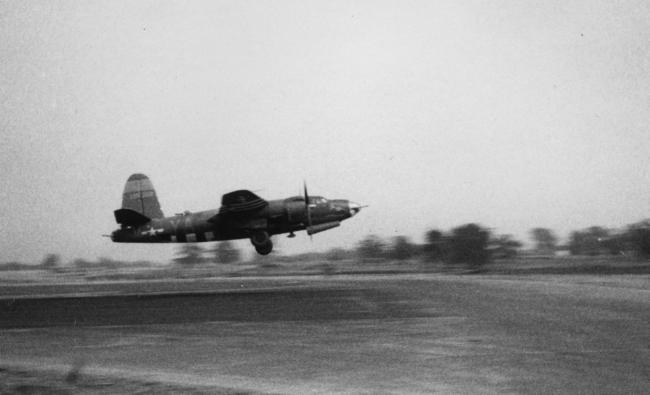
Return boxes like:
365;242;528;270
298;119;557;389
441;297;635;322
216;189;268;215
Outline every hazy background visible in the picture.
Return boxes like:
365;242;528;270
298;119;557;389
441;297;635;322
1;0;649;263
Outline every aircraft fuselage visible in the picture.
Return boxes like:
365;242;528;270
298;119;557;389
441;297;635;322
111;197;357;244
110;173;362;255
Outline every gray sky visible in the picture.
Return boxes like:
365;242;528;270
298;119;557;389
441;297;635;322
1;0;649;263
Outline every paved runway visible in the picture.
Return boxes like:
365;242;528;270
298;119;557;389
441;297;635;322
1;275;649;394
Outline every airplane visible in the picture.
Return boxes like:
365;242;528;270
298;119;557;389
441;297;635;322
110;173;363;255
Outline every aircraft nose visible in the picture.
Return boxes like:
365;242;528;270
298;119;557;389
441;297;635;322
348;201;362;217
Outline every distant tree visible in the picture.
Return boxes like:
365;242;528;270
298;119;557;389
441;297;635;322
390;235;416;261
490;234;523;259
626;220;650;258
423;229;446;261
568;226;611;256
213;241;241;264
174;244;204;265
40;254;61;270
448;223;490;268
634;228;650;257
596;233;627;256
568;231;583;255
530;228;557;255
357;234;386;261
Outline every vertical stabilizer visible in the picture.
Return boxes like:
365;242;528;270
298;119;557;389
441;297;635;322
121;173;164;219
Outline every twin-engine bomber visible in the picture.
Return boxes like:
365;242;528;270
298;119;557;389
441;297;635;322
110;173;363;255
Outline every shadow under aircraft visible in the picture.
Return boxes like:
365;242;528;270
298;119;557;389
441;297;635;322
110;174;363;255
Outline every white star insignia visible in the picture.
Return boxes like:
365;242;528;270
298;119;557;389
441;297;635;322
141;227;163;236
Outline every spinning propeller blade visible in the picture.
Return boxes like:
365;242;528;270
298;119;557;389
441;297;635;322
304;181;313;239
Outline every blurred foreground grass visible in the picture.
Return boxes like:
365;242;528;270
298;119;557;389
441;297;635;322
1;255;649;285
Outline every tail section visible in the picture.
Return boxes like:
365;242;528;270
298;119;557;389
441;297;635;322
121;173;164;219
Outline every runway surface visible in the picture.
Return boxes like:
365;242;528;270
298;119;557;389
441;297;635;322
1;275;649;394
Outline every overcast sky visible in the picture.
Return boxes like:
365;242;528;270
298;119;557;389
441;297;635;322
1;0;649;263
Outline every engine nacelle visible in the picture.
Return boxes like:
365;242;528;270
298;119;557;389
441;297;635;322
307;221;340;235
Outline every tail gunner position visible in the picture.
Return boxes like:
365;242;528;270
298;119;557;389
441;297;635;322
110;174;363;255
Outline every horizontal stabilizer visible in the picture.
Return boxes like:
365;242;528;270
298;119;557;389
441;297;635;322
114;208;151;226
218;190;268;215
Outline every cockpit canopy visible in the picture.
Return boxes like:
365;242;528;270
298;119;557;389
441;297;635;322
284;196;328;205
310;196;328;205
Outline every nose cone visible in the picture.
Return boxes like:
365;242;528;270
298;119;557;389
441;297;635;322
348;201;362;217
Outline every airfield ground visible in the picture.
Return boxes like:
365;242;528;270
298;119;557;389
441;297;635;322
1;271;649;394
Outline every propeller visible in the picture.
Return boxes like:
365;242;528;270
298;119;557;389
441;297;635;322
304;181;313;239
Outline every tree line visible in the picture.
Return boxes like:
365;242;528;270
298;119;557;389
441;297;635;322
172;218;650;268
566;220;650;256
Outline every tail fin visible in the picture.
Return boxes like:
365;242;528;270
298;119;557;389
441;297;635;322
121;173;164;219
